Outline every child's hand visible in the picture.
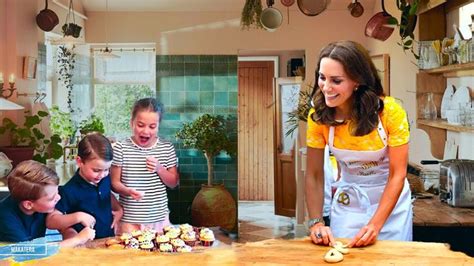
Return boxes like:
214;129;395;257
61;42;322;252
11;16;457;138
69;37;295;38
76;212;96;229
77;227;95;243
128;188;144;201
146;156;165;173
111;207;123;229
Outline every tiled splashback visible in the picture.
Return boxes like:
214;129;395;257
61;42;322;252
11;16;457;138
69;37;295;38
156;55;238;227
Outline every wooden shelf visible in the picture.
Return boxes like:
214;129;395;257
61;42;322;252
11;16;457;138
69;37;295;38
420;62;474;77
417;119;474;133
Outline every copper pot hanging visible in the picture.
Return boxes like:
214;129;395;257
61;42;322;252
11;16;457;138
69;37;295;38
36;0;59;32
365;0;394;41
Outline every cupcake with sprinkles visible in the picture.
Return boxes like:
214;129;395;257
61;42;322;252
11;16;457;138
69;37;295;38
199;228;215;247
159;243;174;253
180;230;198;247
140;239;155;251
179;223;194;233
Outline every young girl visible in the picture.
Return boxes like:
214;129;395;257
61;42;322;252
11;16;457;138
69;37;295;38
47;132;123;239
111;97;179;234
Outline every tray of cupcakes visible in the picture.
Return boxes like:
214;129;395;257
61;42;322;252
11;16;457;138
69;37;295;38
104;224;216;253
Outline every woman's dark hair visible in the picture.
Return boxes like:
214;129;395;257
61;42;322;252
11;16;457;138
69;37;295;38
78;132;113;162
311;40;384;136
131;97;164;122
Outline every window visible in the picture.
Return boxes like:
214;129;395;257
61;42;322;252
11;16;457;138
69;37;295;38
92;49;156;139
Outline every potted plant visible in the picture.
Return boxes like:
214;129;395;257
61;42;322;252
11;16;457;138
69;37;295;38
57;45;76;113
175;114;237;231
240;0;263;30
0;110;63;167
50;105;76;144
79;114;105;135
286;89;312;137
388;0;420;58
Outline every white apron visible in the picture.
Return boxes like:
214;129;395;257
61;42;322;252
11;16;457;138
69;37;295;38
328;118;412;241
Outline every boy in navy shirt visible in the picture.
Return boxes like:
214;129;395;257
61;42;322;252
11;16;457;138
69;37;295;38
0;160;95;247
47;133;122;239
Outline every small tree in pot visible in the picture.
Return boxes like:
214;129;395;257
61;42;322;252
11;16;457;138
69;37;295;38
176;114;236;185
176;114;237;231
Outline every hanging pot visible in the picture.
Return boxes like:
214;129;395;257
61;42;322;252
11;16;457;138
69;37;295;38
365;0;394;41
260;0;283;32
280;0;295;24
36;0;59;32
348;0;364;18
297;0;328;17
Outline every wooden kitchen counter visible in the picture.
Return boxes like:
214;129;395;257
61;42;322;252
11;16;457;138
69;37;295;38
27;237;472;265
413;196;474;227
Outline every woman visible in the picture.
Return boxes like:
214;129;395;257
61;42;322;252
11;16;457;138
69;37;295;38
305;40;411;248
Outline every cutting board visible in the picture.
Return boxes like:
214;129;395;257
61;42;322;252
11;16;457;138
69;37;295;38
20;237;473;265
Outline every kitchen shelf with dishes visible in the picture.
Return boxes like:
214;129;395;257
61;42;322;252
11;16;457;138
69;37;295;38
415;0;473;159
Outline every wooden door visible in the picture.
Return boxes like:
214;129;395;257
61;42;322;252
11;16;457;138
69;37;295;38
274;78;301;217
238;61;275;200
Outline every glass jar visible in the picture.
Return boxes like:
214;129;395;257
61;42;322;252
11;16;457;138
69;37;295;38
421;92;437;120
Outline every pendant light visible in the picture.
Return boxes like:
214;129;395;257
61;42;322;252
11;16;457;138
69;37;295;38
95;0;120;59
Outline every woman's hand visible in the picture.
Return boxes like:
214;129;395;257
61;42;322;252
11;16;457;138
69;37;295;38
348;223;380;247
309;223;335;246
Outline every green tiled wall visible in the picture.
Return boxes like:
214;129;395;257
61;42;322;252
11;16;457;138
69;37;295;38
157;55;238;229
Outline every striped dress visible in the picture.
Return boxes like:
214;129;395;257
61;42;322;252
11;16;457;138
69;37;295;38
112;137;178;224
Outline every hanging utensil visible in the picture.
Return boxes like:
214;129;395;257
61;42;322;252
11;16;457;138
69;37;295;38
365;0;394;41
36;0;59;32
297;0;328;17
260;0;283;32
348;0;364;18
281;0;295;24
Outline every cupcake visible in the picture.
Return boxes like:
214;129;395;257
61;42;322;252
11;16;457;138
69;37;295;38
120;232;133;242
159;243;174;253
131;230;143;238
199;228;215;247
163;225;176;234
176;245;193;253
125;238;140;249
170;238;186;249
155;234;170;245
165;230;180;240
180;231;197;247
140;239;155;251
142;229;157;240
179;223;194;233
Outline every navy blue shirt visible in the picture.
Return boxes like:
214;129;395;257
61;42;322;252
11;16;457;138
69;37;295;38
55;170;114;239
0;196;47;242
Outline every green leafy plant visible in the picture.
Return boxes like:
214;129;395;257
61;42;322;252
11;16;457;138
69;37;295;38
241;0;263;30
79;114;105;135
0;111;63;163
388;0;420;59
286;89;312;137
50;105;75;142
176;114;237;185
57;45;76;113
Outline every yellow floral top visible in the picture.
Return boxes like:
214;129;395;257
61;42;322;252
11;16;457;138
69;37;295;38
307;96;409;150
